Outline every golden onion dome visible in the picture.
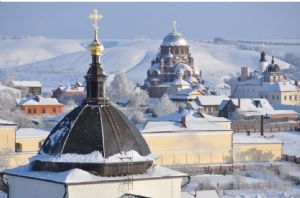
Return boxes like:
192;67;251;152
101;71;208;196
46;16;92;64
89;39;104;56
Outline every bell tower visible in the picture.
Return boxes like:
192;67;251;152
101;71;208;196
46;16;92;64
85;9;108;105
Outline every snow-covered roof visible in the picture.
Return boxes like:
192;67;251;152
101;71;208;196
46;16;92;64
161;31;189;46
58;85;85;93
261;81;299;92
172;78;190;86
0;119;17;126
197;95;229;106
148;63;160;74
16;128;51;139
233;133;282;144
220;98;297;116
142;110;232;133
4;165;185;184
237;78;261;86
10;80;42;87
168;88;204;100
186;76;198;83
16;95;62;106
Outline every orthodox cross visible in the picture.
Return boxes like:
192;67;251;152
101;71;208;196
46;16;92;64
89;9;103;40
173;20;177;32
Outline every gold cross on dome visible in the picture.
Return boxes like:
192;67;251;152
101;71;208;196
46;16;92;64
89;9;103;32
173;20;177;32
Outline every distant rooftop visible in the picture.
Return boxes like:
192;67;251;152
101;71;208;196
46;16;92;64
141;110;232;133
16;95;62;106
197;95;229;106
11;80;42;87
16;128;51;139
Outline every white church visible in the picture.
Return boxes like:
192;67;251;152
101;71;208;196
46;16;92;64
231;48;300;106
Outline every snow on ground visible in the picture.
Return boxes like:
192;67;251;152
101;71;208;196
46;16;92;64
183;162;300;198
1;37;297;92
268;131;300;157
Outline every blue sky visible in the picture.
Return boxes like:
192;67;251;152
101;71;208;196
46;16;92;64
0;2;300;40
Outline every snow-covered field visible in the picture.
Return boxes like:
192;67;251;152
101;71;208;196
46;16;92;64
1;36;299;92
183;162;300;198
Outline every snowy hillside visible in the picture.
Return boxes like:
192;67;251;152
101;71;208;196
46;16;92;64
1;37;299;92
0;36;85;68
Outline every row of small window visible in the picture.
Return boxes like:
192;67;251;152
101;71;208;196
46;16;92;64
261;95;298;101
27;108;57;114
15;141;44;152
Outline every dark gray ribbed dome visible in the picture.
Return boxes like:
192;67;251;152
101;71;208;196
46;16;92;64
40;103;151;158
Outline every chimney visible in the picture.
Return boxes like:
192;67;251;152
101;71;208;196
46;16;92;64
238;98;241;108
181;115;187;128
35;95;40;102
247;130;250;136
178;106;184;113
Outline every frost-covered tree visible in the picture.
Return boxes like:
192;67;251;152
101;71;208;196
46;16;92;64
58;94;84;107
129;87;148;108
108;72;134;101
130;111;145;124
0;91;17;111
153;95;177;116
0;72;15;86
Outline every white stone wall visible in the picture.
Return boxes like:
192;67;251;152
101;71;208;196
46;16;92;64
7;175;183;198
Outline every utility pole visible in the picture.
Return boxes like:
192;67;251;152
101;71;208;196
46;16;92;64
260;115;264;136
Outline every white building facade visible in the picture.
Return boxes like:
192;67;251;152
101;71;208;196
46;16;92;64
231;50;300;105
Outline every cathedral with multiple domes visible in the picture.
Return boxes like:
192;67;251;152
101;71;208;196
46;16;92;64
143;21;202;98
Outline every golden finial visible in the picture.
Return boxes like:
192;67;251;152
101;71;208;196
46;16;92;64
89;9;104;56
173;20;177;32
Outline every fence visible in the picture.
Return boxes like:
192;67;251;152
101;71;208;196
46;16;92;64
231;119;300;133
282;154;300;164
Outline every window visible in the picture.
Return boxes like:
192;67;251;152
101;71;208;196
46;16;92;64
15;143;22;152
284;96;287;100
277;96;279;100
33;109;37;114
28;109;32;114
272;95;275;100
42;108;46;114
265;95;268;99
289;95;292;100
261;95;263;98
295;95;297;100
53;108;56;113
